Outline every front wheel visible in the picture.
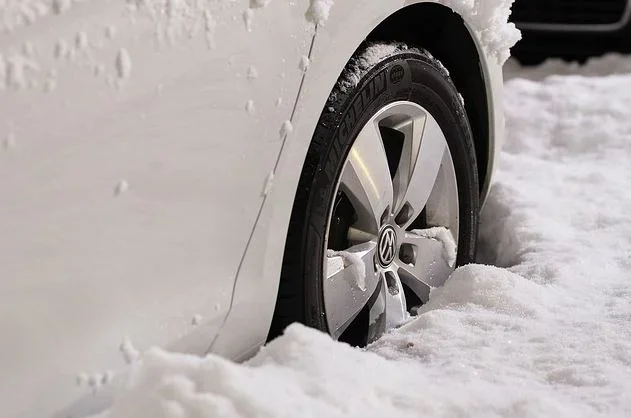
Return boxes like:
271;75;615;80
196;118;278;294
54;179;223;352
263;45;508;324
270;44;479;346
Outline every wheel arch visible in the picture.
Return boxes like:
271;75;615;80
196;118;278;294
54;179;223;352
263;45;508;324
365;3;492;197
208;1;503;359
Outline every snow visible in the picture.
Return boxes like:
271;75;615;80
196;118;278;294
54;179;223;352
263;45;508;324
76;372;89;387
305;0;334;26
410;227;457;267
336;42;457;92
54;39;70;60
203;9;216;49
261;171;274;197
2;54;39;89
338;42;408;91
457;92;465;106
279;119;293;138
299;55;310;73
249;0;270;9
3;131;16;150
75;31;88;50
243;8;253;32
327;248;367;291
505;53;631;81
115;48;132;80
105;25;117;40
114;180;130;196
103;371;115;385
245;99;255;114
95;57;631;418
438;0;521;64
43;76;57;92
51;0;71;15
246;65;258;80
22;41;36;58
88;373;103;390
93;63;105;77
1;0;76;32
119;337;140;365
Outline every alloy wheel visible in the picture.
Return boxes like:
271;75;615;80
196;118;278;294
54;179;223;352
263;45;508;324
323;101;459;344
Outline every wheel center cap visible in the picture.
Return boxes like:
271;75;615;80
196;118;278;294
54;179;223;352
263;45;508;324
377;225;397;267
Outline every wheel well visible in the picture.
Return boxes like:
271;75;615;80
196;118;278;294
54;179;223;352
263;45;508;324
365;3;490;194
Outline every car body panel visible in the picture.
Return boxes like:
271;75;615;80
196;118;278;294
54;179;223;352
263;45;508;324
0;2;312;417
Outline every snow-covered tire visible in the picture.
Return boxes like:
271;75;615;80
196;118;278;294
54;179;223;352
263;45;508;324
269;45;479;345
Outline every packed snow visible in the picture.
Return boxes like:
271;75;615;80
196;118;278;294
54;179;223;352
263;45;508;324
96;57;631;418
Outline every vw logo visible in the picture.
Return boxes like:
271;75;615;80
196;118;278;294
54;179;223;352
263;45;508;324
377;225;397;267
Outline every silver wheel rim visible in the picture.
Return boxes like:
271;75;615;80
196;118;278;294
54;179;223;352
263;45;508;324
323;101;460;343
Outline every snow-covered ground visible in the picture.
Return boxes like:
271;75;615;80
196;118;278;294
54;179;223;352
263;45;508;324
96;55;631;418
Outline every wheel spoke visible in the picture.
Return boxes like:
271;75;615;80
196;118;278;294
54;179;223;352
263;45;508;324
383;269;409;330
366;279;386;344
424;150;460;240
347;227;377;245
393;113;447;228
396;229;457;303
340;121;394;232
324;242;380;339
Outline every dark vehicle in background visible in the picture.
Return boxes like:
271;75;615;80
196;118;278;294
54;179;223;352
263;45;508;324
511;0;631;64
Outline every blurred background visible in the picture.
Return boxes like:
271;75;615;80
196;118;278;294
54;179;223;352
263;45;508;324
510;0;631;65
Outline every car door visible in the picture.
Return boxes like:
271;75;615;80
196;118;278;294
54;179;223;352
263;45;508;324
0;1;313;417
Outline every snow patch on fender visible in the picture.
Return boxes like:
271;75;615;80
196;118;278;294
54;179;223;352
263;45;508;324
1;0;84;32
437;0;521;64
115;49;132;80
119;337;140;365
261;171;274;196
305;0;335;25
298;55;310;73
279;120;293;138
249;0;271;9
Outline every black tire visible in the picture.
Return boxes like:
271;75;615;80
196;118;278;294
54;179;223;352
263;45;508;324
268;44;479;343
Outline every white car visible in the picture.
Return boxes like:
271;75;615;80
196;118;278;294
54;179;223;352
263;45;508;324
0;1;507;417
